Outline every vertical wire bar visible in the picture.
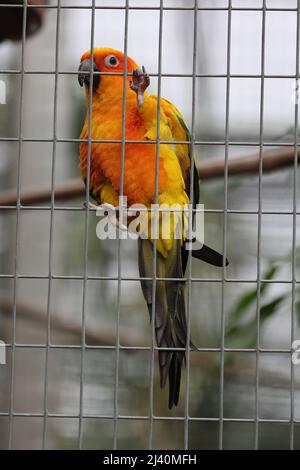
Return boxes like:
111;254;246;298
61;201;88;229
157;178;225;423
8;0;27;449
218;0;232;450
184;0;198;451
254;0;266;450
290;0;300;451
148;0;164;450
78;0;96;449
113;0;129;450
42;0;61;449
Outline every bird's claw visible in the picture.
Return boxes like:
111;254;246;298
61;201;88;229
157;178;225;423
129;66;150;108
101;203;128;232
83;201;128;232
83;201;98;210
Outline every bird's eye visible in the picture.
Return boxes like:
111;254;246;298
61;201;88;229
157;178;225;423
104;55;119;68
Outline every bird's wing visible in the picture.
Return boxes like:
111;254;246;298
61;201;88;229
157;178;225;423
159;98;200;271
160;98;229;269
140;93;228;267
160;98;200;209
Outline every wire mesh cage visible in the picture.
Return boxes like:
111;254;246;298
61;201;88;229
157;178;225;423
0;0;300;450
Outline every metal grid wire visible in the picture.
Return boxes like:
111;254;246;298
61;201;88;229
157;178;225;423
0;0;299;450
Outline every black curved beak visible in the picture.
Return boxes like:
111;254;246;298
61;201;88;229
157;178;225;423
78;58;100;91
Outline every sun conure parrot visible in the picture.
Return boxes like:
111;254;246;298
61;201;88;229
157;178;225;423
78;47;228;409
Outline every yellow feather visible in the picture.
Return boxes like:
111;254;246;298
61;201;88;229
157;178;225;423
137;94;191;256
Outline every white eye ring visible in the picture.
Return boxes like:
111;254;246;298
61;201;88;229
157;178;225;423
104;54;119;68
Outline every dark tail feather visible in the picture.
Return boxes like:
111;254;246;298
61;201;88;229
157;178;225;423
168;353;183;409
156;282;186;409
187;241;229;267
138;238;187;409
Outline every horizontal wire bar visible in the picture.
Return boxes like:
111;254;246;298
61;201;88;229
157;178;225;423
1;344;296;353
1;205;300;216
0;137;299;147
0;4;298;12
0;274;299;284
0;412;298;424
0;70;298;79
0;273;299;283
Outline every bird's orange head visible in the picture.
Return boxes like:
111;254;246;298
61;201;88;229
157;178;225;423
78;47;139;96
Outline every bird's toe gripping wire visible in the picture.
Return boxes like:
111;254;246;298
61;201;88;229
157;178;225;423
129;66;150;108
83;201;128;232
83;201;98;210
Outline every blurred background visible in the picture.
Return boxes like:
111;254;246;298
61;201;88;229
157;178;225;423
0;0;300;450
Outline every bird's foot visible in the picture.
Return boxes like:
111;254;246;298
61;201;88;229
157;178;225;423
99;203;118;229
129;66;150;108
83;201;98;210
83;201;128;232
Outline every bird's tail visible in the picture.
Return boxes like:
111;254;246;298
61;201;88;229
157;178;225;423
138;238;187;409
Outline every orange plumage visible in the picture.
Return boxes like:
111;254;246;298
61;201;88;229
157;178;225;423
79;48;168;208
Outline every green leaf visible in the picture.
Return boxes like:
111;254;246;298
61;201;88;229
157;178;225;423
261;265;278;290
228;290;258;324
260;296;285;322
227;264;278;327
226;295;285;349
